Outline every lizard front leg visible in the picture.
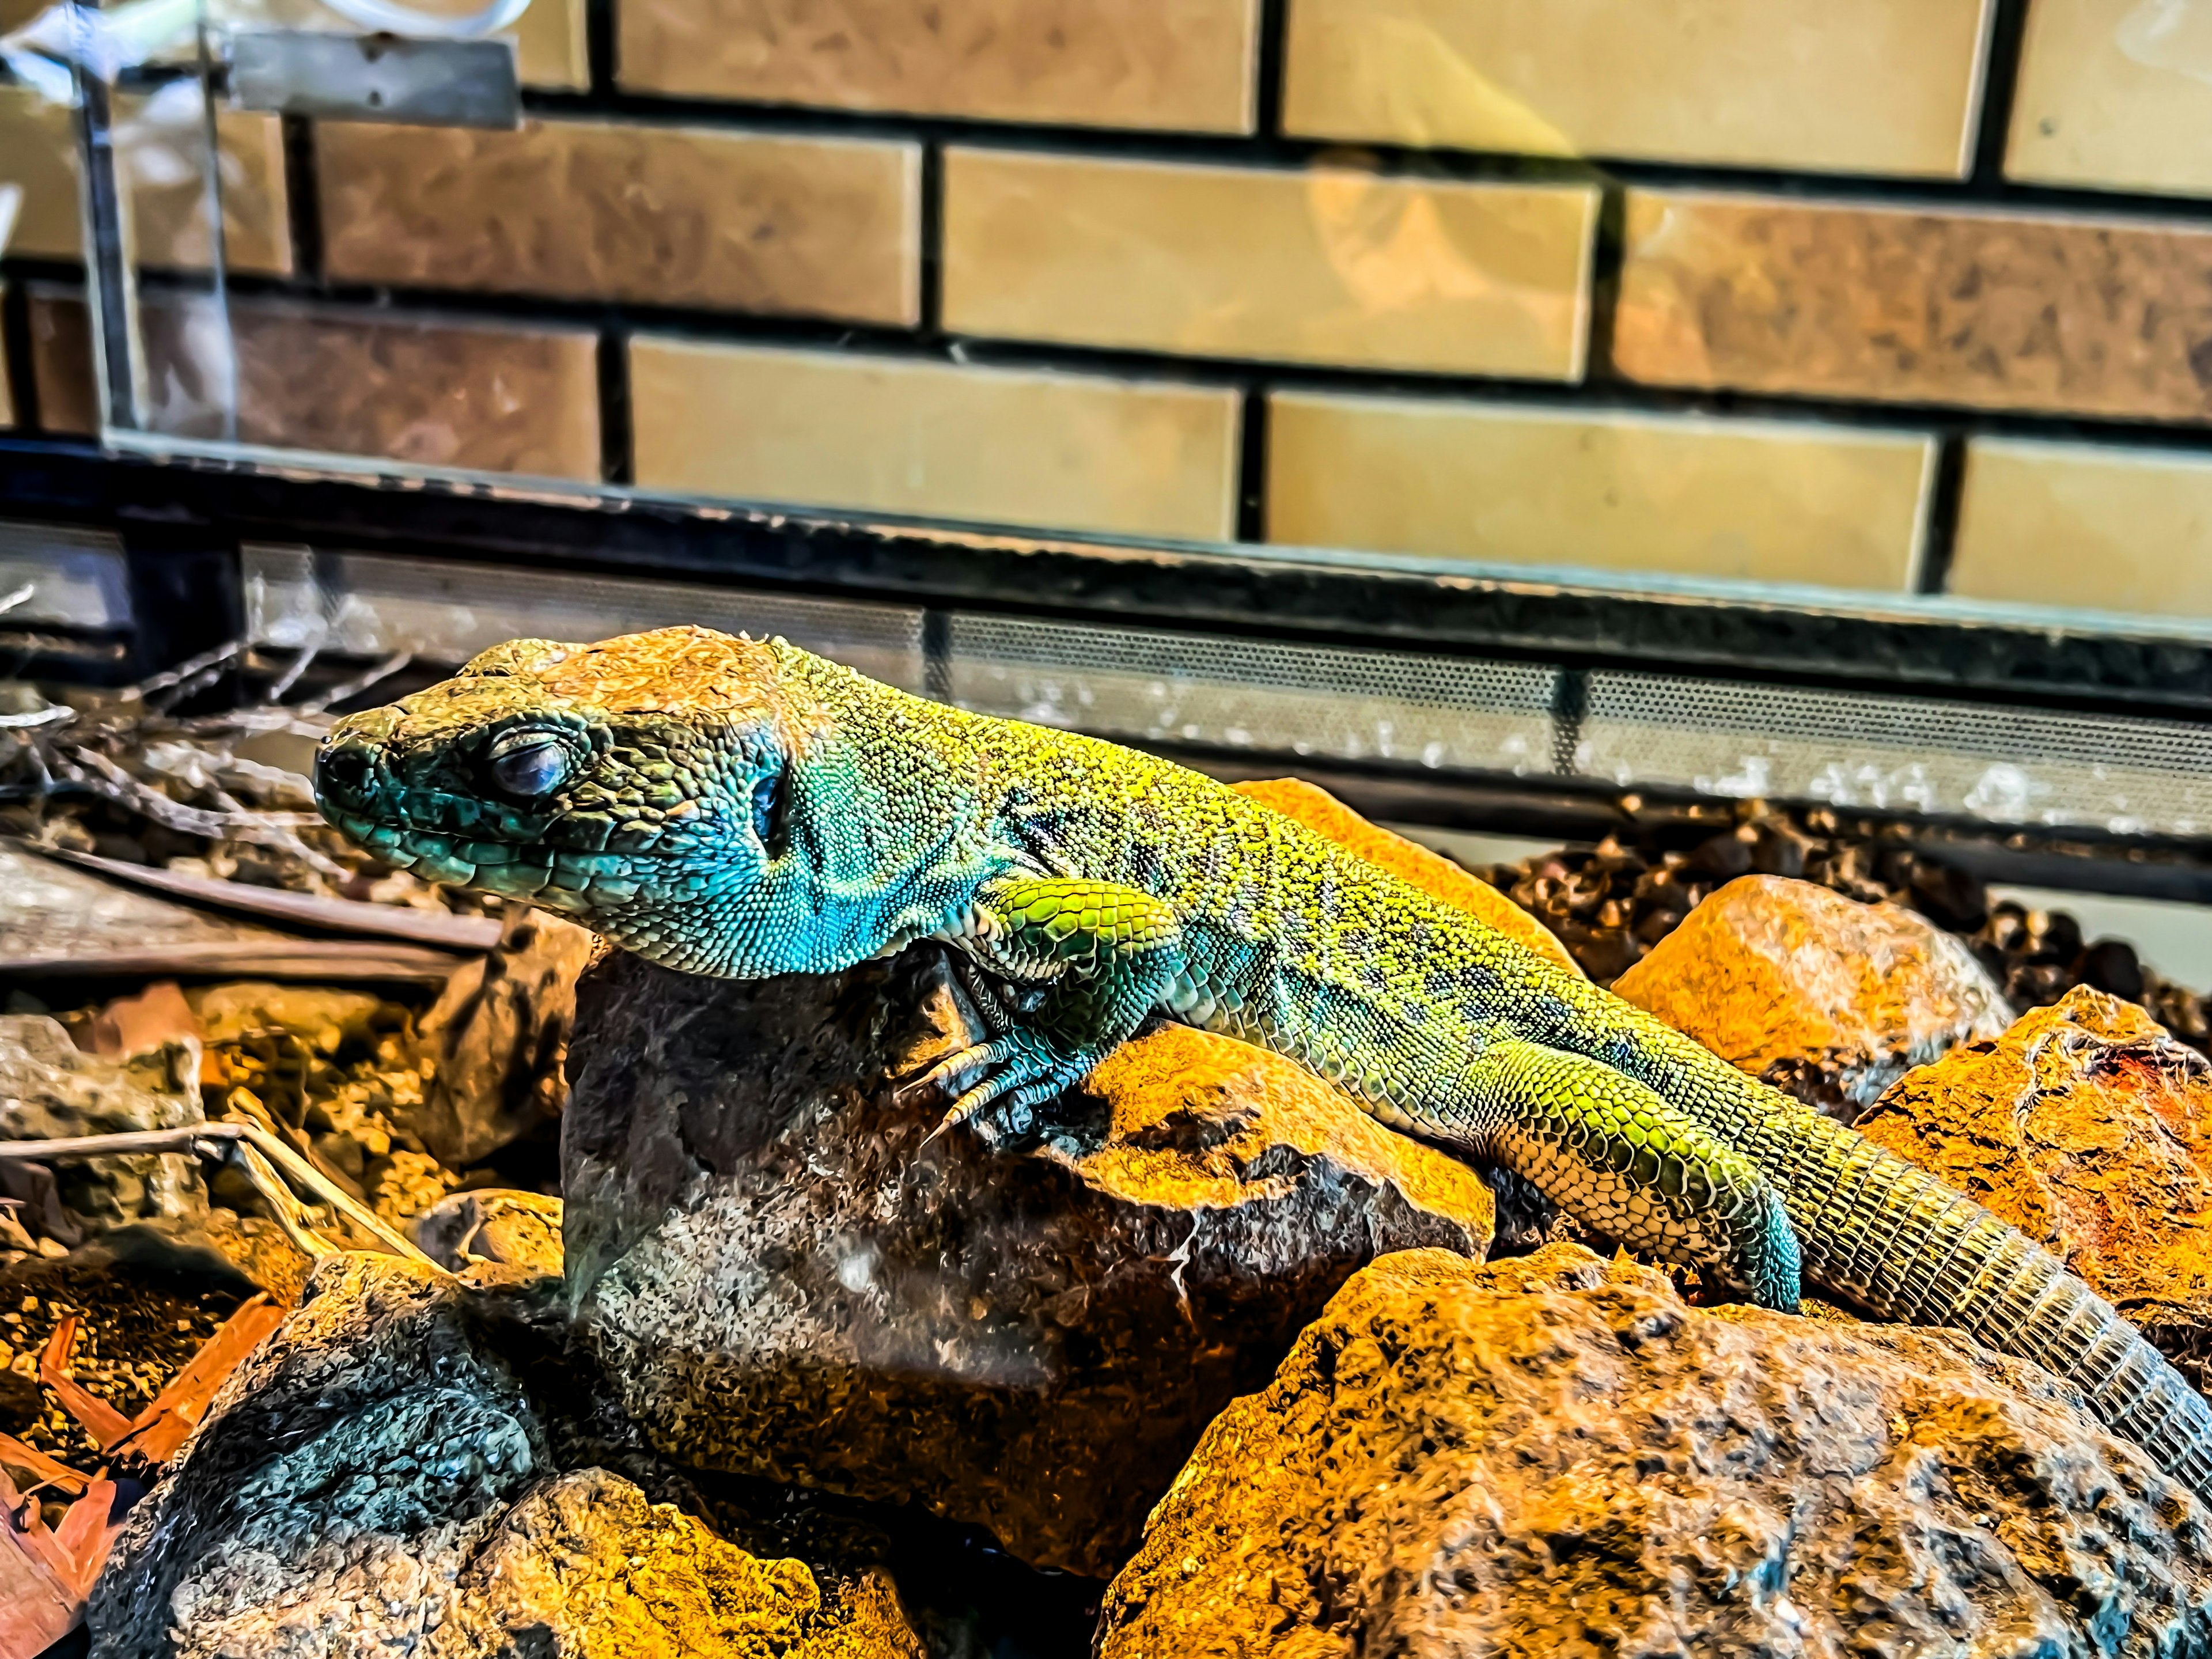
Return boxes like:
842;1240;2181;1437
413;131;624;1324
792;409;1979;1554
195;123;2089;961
1456;1037;1804;1310
918;877;1186;1140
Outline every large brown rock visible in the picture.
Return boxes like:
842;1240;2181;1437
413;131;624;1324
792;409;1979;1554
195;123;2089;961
1099;1245;2212;1659
1230;778;1582;976
563;946;1496;1578
1860;984;2212;1392
404;908;600;1169
1613;873;2010;1118
89;1254;921;1659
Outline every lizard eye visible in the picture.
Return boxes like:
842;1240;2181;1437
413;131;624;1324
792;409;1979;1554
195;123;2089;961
486;730;570;797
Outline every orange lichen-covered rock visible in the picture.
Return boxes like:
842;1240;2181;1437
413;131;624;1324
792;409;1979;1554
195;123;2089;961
1860;985;2212;1389
1231;778;1582;976
1098;1245;2212;1659
564;946;1494;1577
1612;873;2009;1117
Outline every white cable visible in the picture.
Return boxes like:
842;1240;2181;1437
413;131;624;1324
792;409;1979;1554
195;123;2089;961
316;0;532;40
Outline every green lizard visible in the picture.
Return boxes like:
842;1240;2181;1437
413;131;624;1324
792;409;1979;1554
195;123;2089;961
315;625;2212;1501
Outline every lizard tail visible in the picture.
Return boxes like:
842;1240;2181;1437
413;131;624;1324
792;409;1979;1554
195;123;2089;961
1758;1107;2212;1498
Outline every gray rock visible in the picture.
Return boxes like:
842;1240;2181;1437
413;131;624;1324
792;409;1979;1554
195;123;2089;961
1098;1244;2212;1658
563;946;1497;1578
89;1253;547;1658
88;1254;923;1659
411;1191;563;1276
0;1015;207;1243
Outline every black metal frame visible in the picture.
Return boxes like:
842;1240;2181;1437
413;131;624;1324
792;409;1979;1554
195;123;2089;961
11;435;2212;897
11;435;2212;723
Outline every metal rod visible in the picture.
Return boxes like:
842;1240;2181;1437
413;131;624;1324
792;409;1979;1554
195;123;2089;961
193;0;240;447
67;9;144;433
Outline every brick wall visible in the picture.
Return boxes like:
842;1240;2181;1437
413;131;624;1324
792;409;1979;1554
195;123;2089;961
7;0;2212;621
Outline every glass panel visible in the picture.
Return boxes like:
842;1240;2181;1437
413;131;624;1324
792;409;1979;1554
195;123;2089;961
11;1;2212;642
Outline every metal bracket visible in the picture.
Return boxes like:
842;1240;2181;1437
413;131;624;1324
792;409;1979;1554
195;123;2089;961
229;29;520;128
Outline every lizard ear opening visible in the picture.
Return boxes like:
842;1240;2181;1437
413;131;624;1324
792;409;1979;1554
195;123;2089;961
752;762;790;859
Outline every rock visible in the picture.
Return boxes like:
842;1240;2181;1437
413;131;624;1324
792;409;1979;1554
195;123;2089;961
187;982;389;1054
89;1253;544;1658
1230;778;1582;976
1098;1244;2212;1659
86;981;197;1060
404;908;599;1169
0;1016;207;1244
1612;874;2010;1119
412;1190;564;1276
1859;985;2212;1392
89;1253;921;1659
0;844;459;983
565;946;1495;1577
431;1468;923;1659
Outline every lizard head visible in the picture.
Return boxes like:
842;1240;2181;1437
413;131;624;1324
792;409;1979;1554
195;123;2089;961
314;624;968;977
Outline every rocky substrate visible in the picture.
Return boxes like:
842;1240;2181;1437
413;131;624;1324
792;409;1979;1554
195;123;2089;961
35;776;2212;1657
1098;1245;2212;1658
89;1255;931;1659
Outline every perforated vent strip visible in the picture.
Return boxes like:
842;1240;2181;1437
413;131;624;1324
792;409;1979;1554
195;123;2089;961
236;547;2212;837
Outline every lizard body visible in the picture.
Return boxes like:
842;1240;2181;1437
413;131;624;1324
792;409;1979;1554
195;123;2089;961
316;626;2212;1501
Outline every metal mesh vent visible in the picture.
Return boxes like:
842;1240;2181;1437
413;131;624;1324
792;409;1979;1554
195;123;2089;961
946;613;1558;775
0;521;130;630
232;547;2212;839
241;546;929;690
1578;672;2212;835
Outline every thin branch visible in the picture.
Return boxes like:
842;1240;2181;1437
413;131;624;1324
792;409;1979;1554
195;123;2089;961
0;706;71;731
229;1141;338;1262
119;640;244;705
300;652;411;715
0;1123;443;1271
262;640;320;704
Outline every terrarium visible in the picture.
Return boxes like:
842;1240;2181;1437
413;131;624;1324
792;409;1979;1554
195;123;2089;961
2;2;2212;1654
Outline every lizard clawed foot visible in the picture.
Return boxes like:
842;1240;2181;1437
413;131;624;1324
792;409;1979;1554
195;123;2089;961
914;1035;1085;1149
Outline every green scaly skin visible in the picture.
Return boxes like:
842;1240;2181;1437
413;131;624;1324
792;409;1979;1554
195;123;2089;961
315;626;2212;1502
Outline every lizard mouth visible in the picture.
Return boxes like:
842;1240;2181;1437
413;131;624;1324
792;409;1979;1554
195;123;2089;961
316;733;656;912
318;802;656;913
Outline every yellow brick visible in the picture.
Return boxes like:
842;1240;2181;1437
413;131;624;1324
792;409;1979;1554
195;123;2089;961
620;0;1257;132
1285;0;1991;177
2008;0;2212;197
319;119;919;324
631;339;1239;541
26;286;93;437
944;149;1595;378
1952;440;2212;619
0;86;290;274
511;0;589;88
1615;189;2212;423
1267;392;1934;592
0;88;73;260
